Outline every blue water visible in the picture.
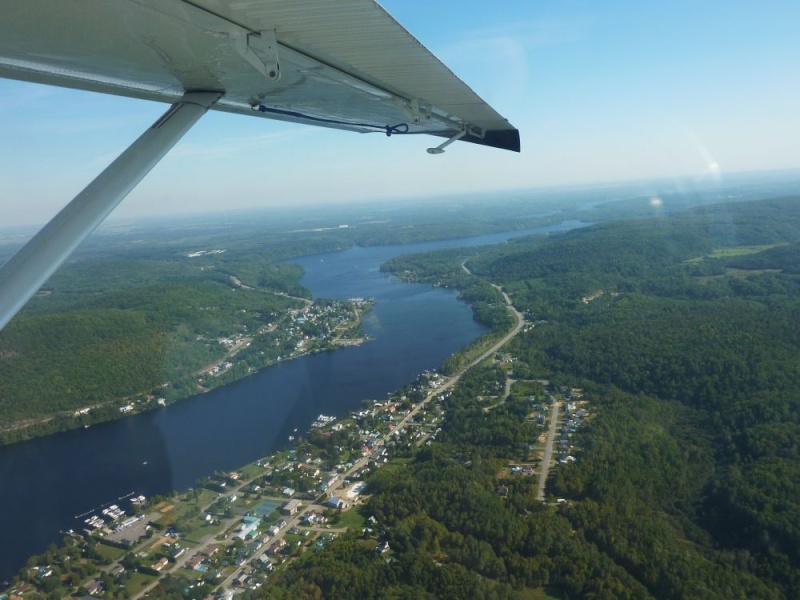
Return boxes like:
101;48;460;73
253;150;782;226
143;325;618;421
0;221;587;581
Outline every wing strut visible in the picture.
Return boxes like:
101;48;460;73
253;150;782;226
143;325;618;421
0;90;222;332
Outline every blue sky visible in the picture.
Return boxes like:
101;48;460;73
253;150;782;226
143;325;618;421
2;0;800;227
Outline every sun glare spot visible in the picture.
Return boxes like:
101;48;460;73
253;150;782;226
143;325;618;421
650;197;663;208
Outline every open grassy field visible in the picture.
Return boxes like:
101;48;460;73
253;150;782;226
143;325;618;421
518;589;562;600
333;506;367;531
95;543;126;561
183;521;225;544
125;572;158;596
685;243;785;263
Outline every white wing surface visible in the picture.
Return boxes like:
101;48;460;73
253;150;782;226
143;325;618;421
0;0;520;331
0;0;519;151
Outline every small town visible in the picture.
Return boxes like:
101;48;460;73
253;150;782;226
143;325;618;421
2;361;588;600
65;296;374;429
2;290;589;600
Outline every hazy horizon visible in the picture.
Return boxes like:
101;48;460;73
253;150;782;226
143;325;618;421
3;1;800;227
3;167;800;257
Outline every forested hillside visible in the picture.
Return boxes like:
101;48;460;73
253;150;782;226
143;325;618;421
0;194;578;438
477;196;800;596
262;196;800;598
1;184;776;437
0;254;305;441
0;192;591;444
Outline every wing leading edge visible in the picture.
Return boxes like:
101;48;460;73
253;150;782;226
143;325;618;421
0;0;519;152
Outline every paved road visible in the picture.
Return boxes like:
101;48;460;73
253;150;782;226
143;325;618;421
484;377;515;413
217;279;530;593
131;479;258;598
135;276;528;597
537;396;560;502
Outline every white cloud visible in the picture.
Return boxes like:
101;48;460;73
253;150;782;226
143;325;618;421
441;18;592;53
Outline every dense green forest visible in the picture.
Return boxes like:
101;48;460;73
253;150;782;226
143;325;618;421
0;255;305;441
259;196;800;598
0;188;633;444
5;186;800;596
0;192;581;444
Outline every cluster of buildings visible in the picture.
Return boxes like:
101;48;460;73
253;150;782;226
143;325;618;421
184;249;227;258
7;366;453;600
558;396;589;465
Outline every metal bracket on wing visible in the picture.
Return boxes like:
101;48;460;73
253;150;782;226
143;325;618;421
426;127;466;155
396;97;432;125
234;29;281;82
426;124;485;154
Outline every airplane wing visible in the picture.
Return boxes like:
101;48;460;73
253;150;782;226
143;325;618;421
0;0;520;332
0;0;519;152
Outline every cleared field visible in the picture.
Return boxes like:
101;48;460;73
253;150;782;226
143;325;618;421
333;507;367;530
183;521;225;544
95;542;126;561
125;572;158;596
685;244;784;263
518;589;562;600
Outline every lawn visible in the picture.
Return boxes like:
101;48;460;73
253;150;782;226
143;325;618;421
332;507;366;531
184;521;225;544
95;542;126;561
180;568;206;582
190;489;218;506
709;244;783;257
154;499;203;528
239;463;268;480
153;509;183;528
125;571;158;596
510;379;545;400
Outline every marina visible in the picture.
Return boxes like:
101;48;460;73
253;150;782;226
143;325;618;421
79;494;148;535
310;414;336;428
73;491;137;520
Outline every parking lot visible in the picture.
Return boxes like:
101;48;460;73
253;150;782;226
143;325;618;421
104;511;160;545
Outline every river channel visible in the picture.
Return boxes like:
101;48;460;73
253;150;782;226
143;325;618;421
0;220;585;581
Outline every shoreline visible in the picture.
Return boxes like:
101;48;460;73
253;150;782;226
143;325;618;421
0;299;374;448
2;279;520;596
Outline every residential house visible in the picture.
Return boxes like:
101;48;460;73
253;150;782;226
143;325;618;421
327;495;349;509
86;580;104;596
281;499;302;515
235;516;260;540
152;557;169;572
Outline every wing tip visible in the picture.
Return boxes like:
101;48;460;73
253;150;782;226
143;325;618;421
465;128;521;153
